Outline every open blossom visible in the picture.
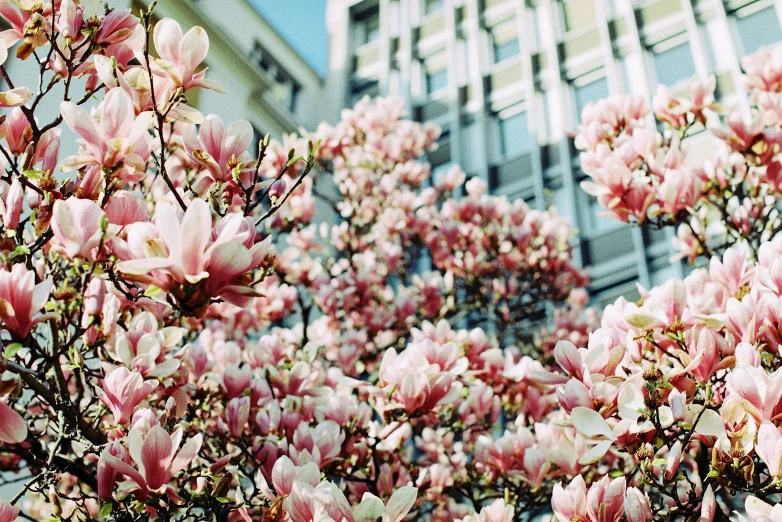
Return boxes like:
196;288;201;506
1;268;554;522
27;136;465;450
0;263;52;339
59;87;152;178
100;425;202;499
114;199;271;312
459;500;514;522
378;338;466;415
183;114;254;187
738;496;782;522
552;475;625;522
49;198;106;260
149;18;224;93
95;367;158;425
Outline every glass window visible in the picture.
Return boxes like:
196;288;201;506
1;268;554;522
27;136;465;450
351;79;379;105
736;7;782;55
290;84;301;113
499;111;532;158
424;0;445;15
426;68;448;94
561;0;596;32
359;13;380;45
652;41;696;87
493;34;520;63
574;76;609;116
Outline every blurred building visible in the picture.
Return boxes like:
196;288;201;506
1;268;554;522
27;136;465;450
2;0;325;154
324;0;782;305
131;0;325;137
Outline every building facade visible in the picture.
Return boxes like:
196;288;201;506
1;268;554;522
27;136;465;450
324;0;782;305
2;0;325;154
132;0;325;138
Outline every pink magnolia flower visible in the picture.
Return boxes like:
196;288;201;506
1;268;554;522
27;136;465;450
2;178;23;230
0;400;27;444
104;190;148;226
115;199;271;311
149;18;224;93
50;198;106;260
552;475;625;522
59;87;152;177
0;499;18;522
0;263;53;339
101;425;202;499
460;500;514;522
624;487;652;522
225;396;250;437
94;9;139;46
756;421;782;477
725;366;782;424
738;496;782;522
96;367;158;425
183;114;254;186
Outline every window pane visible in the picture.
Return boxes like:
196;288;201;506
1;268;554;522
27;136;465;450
500;112;531;157
575;77;609;116
562;0;595;32
737;7;782;55
427;68;448;93
425;0;445;15
493;37;520;63
653;42;696;87
362;14;380;44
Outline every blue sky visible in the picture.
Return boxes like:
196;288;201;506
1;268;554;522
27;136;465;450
250;0;329;77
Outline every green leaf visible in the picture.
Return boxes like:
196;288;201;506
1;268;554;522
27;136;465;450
215;496;232;504
706;469;719;478
99;502;113;518
22;169;46;180
143;286;162;297
286;156;304;167
4;343;22;358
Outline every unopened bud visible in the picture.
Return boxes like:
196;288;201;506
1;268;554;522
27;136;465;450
49;486;62;517
269;179;286;204
668;388;685;421
214;472;233;498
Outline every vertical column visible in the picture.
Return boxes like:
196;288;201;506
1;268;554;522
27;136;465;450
536;0;584;267
325;0;353;121
399;0;415;109
464;0;490;183
379;0;393;94
444;0;465;168
594;0;624;94
515;1;547;209
710;0;751;117
680;0;712;79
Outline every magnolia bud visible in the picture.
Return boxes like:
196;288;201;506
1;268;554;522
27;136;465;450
624;487;653;522
665;440;682;481
3;178;23;230
268;179;286;204
668;388;686;422
49;486;62;517
214;472;233;498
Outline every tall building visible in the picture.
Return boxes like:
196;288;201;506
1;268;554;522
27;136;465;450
324;0;782;305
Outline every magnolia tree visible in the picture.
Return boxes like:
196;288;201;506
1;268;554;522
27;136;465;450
4;0;782;520
539;44;782;520
0;0;597;520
